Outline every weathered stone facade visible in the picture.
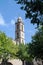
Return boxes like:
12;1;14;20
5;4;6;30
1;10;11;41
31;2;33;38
33;58;42;65
8;59;22;65
15;17;25;44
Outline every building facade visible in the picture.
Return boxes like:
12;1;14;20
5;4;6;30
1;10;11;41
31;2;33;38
15;17;25;44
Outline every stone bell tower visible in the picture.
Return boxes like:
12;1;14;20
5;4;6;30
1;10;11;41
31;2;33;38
15;17;25;44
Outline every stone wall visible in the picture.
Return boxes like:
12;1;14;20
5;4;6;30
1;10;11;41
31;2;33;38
8;59;22;65
33;58;42;65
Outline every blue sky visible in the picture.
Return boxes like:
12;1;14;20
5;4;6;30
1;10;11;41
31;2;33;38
0;0;37;43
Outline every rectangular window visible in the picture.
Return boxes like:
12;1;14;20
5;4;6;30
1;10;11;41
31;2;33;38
22;25;23;31
17;24;19;29
17;33;19;38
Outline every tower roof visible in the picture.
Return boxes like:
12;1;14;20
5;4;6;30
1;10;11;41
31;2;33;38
17;17;22;22
15;17;24;25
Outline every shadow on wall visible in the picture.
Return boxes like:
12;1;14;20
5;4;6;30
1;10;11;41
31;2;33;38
25;61;33;65
0;60;13;65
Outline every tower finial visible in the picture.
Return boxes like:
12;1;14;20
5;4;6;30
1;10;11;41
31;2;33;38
17;17;22;22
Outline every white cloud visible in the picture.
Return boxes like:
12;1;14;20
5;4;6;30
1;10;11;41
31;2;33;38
0;14;17;27
11;17;18;25
0;14;6;26
11;19;15;25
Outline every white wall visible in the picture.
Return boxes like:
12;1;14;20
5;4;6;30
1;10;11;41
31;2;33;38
8;59;22;65
33;58;42;65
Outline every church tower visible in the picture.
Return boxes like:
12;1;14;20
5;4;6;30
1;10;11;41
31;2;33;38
15;17;25;44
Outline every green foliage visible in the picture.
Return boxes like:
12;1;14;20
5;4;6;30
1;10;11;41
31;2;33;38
0;31;18;61
16;44;29;61
15;0;43;26
28;26;43;59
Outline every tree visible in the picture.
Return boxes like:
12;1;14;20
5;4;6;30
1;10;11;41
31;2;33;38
16;44;29;65
0;31;18;62
28;26;43;60
15;0;43;26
